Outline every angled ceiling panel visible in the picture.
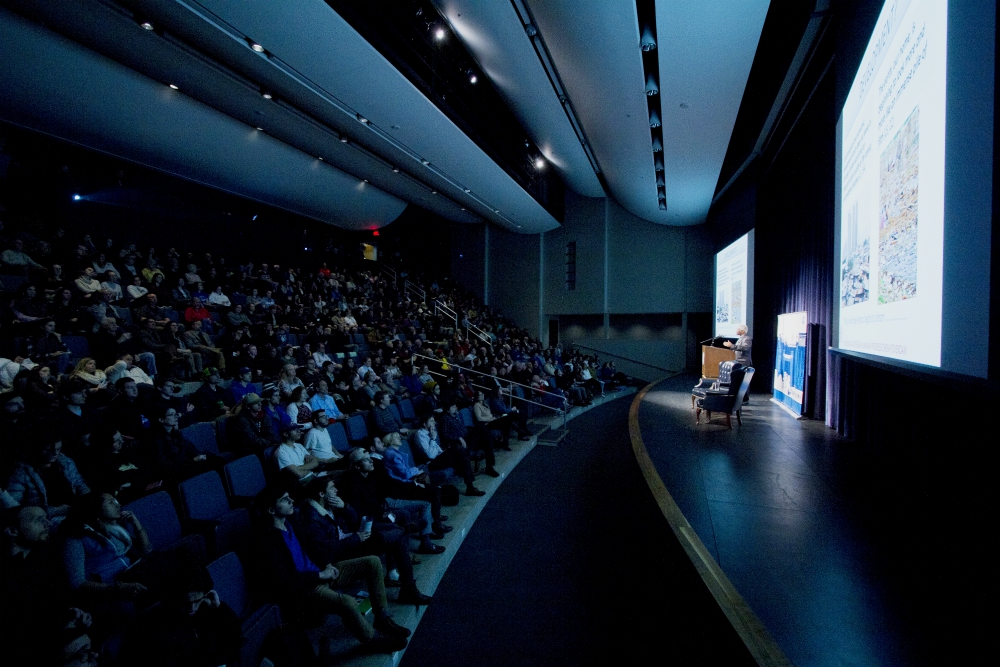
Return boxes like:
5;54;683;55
0;6;407;229
431;0;605;198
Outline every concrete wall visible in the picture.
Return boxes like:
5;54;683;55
449;190;714;370
449;223;485;302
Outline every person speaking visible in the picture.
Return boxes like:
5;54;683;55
723;324;752;366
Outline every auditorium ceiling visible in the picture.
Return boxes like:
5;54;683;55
0;0;776;231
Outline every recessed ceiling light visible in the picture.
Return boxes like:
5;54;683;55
434;27;446;40
363;179;369;183
460;208;466;211
421;159;430;165
464;189;471;193
357;114;369;124
318;157;324;161
168;84;179;90
261;91;273;100
534;158;545;169
340;137;349;143
392;167;400;173
431;191;438;195
255;127;264;131
250;42;265;53
495;209;501;214
140;21;154;31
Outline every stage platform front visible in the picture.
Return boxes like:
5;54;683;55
634;374;955;667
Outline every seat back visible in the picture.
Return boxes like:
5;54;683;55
388;403;403;426
182;421;219;456
123;491;182;551
459;407;474;428
214;508;252;557
63;335;91;360
345;414;368;442
733;367;755;406
717;360;739;386
216;415;231;446
206;551;252;620
327;421;350;453
399;398;417;422
178;471;231;522
223;455;267;500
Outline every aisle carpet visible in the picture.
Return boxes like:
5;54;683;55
400;396;756;666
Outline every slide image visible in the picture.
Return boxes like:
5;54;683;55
731;280;742;325
878;107;919;304
717;289;729;323
841;200;869;307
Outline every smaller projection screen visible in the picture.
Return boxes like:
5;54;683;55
714;230;754;339
773;311;808;416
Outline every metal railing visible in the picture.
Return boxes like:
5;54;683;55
434;299;459;327
569;343;676;373
404;280;425;302
377;264;397;285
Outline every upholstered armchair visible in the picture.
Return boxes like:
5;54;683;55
696;367;755;429
692;361;742;408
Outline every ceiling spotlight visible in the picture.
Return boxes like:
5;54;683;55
645;73;659;96
658;201;667;211
392;167;400;173
421;159;430;165
434;27;446;40
139;20;155;31
656;173;665;187
340;137;349;143
464;188;471;193
168;84;179;90
470;74;478;84
651;136;663;152
431;190;438;195
261;91;273;100
495;209;501;214
318;157;324;161
534;158;546;170
357;114;369;124
255;127;264;131
250;42;265;53
649;109;661;128
641;25;657;51
72;194;82;201
363;179;369;183
654;155;664;171
460;208;466;211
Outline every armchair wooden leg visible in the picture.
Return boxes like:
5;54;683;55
736;409;742;426
695;407;701;424
725;413;732;429
691;395;695;409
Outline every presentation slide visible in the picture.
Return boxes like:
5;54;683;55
838;0;947;367
773;311;808;416
714;231;753;338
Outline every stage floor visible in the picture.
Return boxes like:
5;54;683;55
636;374;930;667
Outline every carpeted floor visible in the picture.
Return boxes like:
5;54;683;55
401;395;756;666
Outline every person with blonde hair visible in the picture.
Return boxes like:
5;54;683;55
71;358;108;393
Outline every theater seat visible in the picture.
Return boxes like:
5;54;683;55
223;455;267;506
207;552;282;667
327;420;350;454
345;413;368;444
123;491;206;564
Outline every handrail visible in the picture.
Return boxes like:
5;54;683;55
404;280;425;302
569;343;676;373
434;299;459;327
377;264;397;284
466;322;494;350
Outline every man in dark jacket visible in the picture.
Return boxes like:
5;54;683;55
293;477;431;605
145;404;210;484
226;393;278;457
251;487;409;653
192;368;232;421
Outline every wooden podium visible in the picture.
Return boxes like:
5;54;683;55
701;345;735;378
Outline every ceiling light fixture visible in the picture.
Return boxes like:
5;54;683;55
421;159;430;165
363;179;369;183
649;110;661;128
431;190;438;195
534;158;546;170
656;174;665;187
250;42;265;53
434;27;446;40
261;91;273;100
464;189;471;193
255;127;264;131
139;20;155;31
357;114;369;124
340;137;349;143
645;74;659;96
318;157;324;161
168;84;179;90
654;156;664;171
392;167;400;173
469;74;478;84
640;25;657;51
651;136;663;152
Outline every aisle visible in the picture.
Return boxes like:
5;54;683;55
401;397;755;666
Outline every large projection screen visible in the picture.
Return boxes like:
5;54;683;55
714;230;754;339
835;1;994;377
838;0;947;367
